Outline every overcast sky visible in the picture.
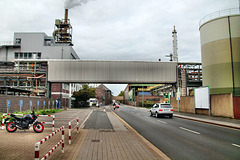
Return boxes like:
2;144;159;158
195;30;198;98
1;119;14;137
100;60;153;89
0;0;238;95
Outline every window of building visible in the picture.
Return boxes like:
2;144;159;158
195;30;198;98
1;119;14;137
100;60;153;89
15;38;21;45
24;53;28;59
37;53;41;59
19;53;23;59
14;52;41;59
28;53;32;59
15;53;18;59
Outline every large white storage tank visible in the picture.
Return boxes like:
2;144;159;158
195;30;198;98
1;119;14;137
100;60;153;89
199;8;240;96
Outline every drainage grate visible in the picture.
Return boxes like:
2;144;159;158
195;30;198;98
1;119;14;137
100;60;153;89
91;140;101;142
99;129;115;132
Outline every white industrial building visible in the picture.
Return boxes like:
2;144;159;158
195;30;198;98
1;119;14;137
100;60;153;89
0;32;81;107
0;32;79;61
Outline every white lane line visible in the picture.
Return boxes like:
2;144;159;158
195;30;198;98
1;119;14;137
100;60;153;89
144;116;150;119
232;144;240;148
156;120;167;124
179;127;200;135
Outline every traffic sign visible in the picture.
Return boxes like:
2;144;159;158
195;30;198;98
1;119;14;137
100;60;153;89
20;100;23;107
37;100;39;106
7;100;11;108
30;100;32;106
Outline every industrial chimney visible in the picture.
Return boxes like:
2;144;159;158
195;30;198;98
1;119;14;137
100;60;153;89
172;26;178;62
64;9;68;24
53;9;73;46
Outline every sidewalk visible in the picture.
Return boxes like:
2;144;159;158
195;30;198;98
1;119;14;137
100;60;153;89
48;106;168;160
0;106;169;160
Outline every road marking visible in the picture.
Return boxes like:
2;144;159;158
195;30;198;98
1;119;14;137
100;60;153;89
232;143;240;148
144;116;150;119
156;120;167;124
179;127;200;135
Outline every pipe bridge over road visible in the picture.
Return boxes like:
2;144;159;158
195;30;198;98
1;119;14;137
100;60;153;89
48;60;177;84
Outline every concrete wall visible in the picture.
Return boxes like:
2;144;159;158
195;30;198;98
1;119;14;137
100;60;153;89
211;94;234;118
0;95;54;113
136;95;163;107
171;96;195;113
170;93;236;118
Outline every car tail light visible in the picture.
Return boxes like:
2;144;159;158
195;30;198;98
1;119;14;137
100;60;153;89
171;109;174;111
159;109;163;111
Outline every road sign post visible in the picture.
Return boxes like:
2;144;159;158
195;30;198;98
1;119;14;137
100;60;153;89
30;100;32;111
7;100;11;113
20;100;23;112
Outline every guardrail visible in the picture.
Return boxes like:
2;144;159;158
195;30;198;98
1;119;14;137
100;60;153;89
1;113;55;131
199;8;240;27
34;126;64;160
69;117;79;144
37;114;55;131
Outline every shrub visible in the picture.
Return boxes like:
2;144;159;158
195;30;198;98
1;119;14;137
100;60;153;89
0;109;63;122
139;100;155;108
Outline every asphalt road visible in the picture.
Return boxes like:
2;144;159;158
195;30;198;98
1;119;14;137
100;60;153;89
112;104;240;160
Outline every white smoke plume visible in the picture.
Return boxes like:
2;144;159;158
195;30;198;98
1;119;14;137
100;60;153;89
64;0;91;9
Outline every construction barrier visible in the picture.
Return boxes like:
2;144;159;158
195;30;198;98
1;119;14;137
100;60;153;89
34;126;64;160
1;113;55;131
69;117;79;144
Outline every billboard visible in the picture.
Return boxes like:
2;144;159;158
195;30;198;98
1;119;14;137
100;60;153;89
194;86;210;109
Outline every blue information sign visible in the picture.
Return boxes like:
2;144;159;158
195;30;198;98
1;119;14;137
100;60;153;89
7;100;11;108
20;100;23;107
37;100;39;106
30;101;32;107
44;101;45;106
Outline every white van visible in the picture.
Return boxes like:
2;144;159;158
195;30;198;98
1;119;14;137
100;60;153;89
89;98;98;107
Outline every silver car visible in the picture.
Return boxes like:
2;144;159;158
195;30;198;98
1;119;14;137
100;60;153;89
150;103;173;118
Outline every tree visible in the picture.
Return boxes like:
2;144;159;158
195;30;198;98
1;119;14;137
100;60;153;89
118;91;124;96
72;84;96;107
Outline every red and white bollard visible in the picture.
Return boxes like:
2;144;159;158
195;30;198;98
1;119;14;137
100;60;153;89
69;117;79;144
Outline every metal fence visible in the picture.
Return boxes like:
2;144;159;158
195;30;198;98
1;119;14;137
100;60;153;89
199;8;240;27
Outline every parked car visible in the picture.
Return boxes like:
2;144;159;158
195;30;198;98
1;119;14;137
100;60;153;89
150;103;173;118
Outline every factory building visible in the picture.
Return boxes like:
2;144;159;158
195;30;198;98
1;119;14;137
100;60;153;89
0;9;80;108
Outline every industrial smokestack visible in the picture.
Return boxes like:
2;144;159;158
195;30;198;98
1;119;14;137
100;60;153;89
65;9;68;24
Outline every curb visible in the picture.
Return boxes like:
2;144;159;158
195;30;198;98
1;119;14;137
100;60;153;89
112;111;170;160
174;114;240;130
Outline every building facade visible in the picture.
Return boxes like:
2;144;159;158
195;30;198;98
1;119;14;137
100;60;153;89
0;32;80;108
